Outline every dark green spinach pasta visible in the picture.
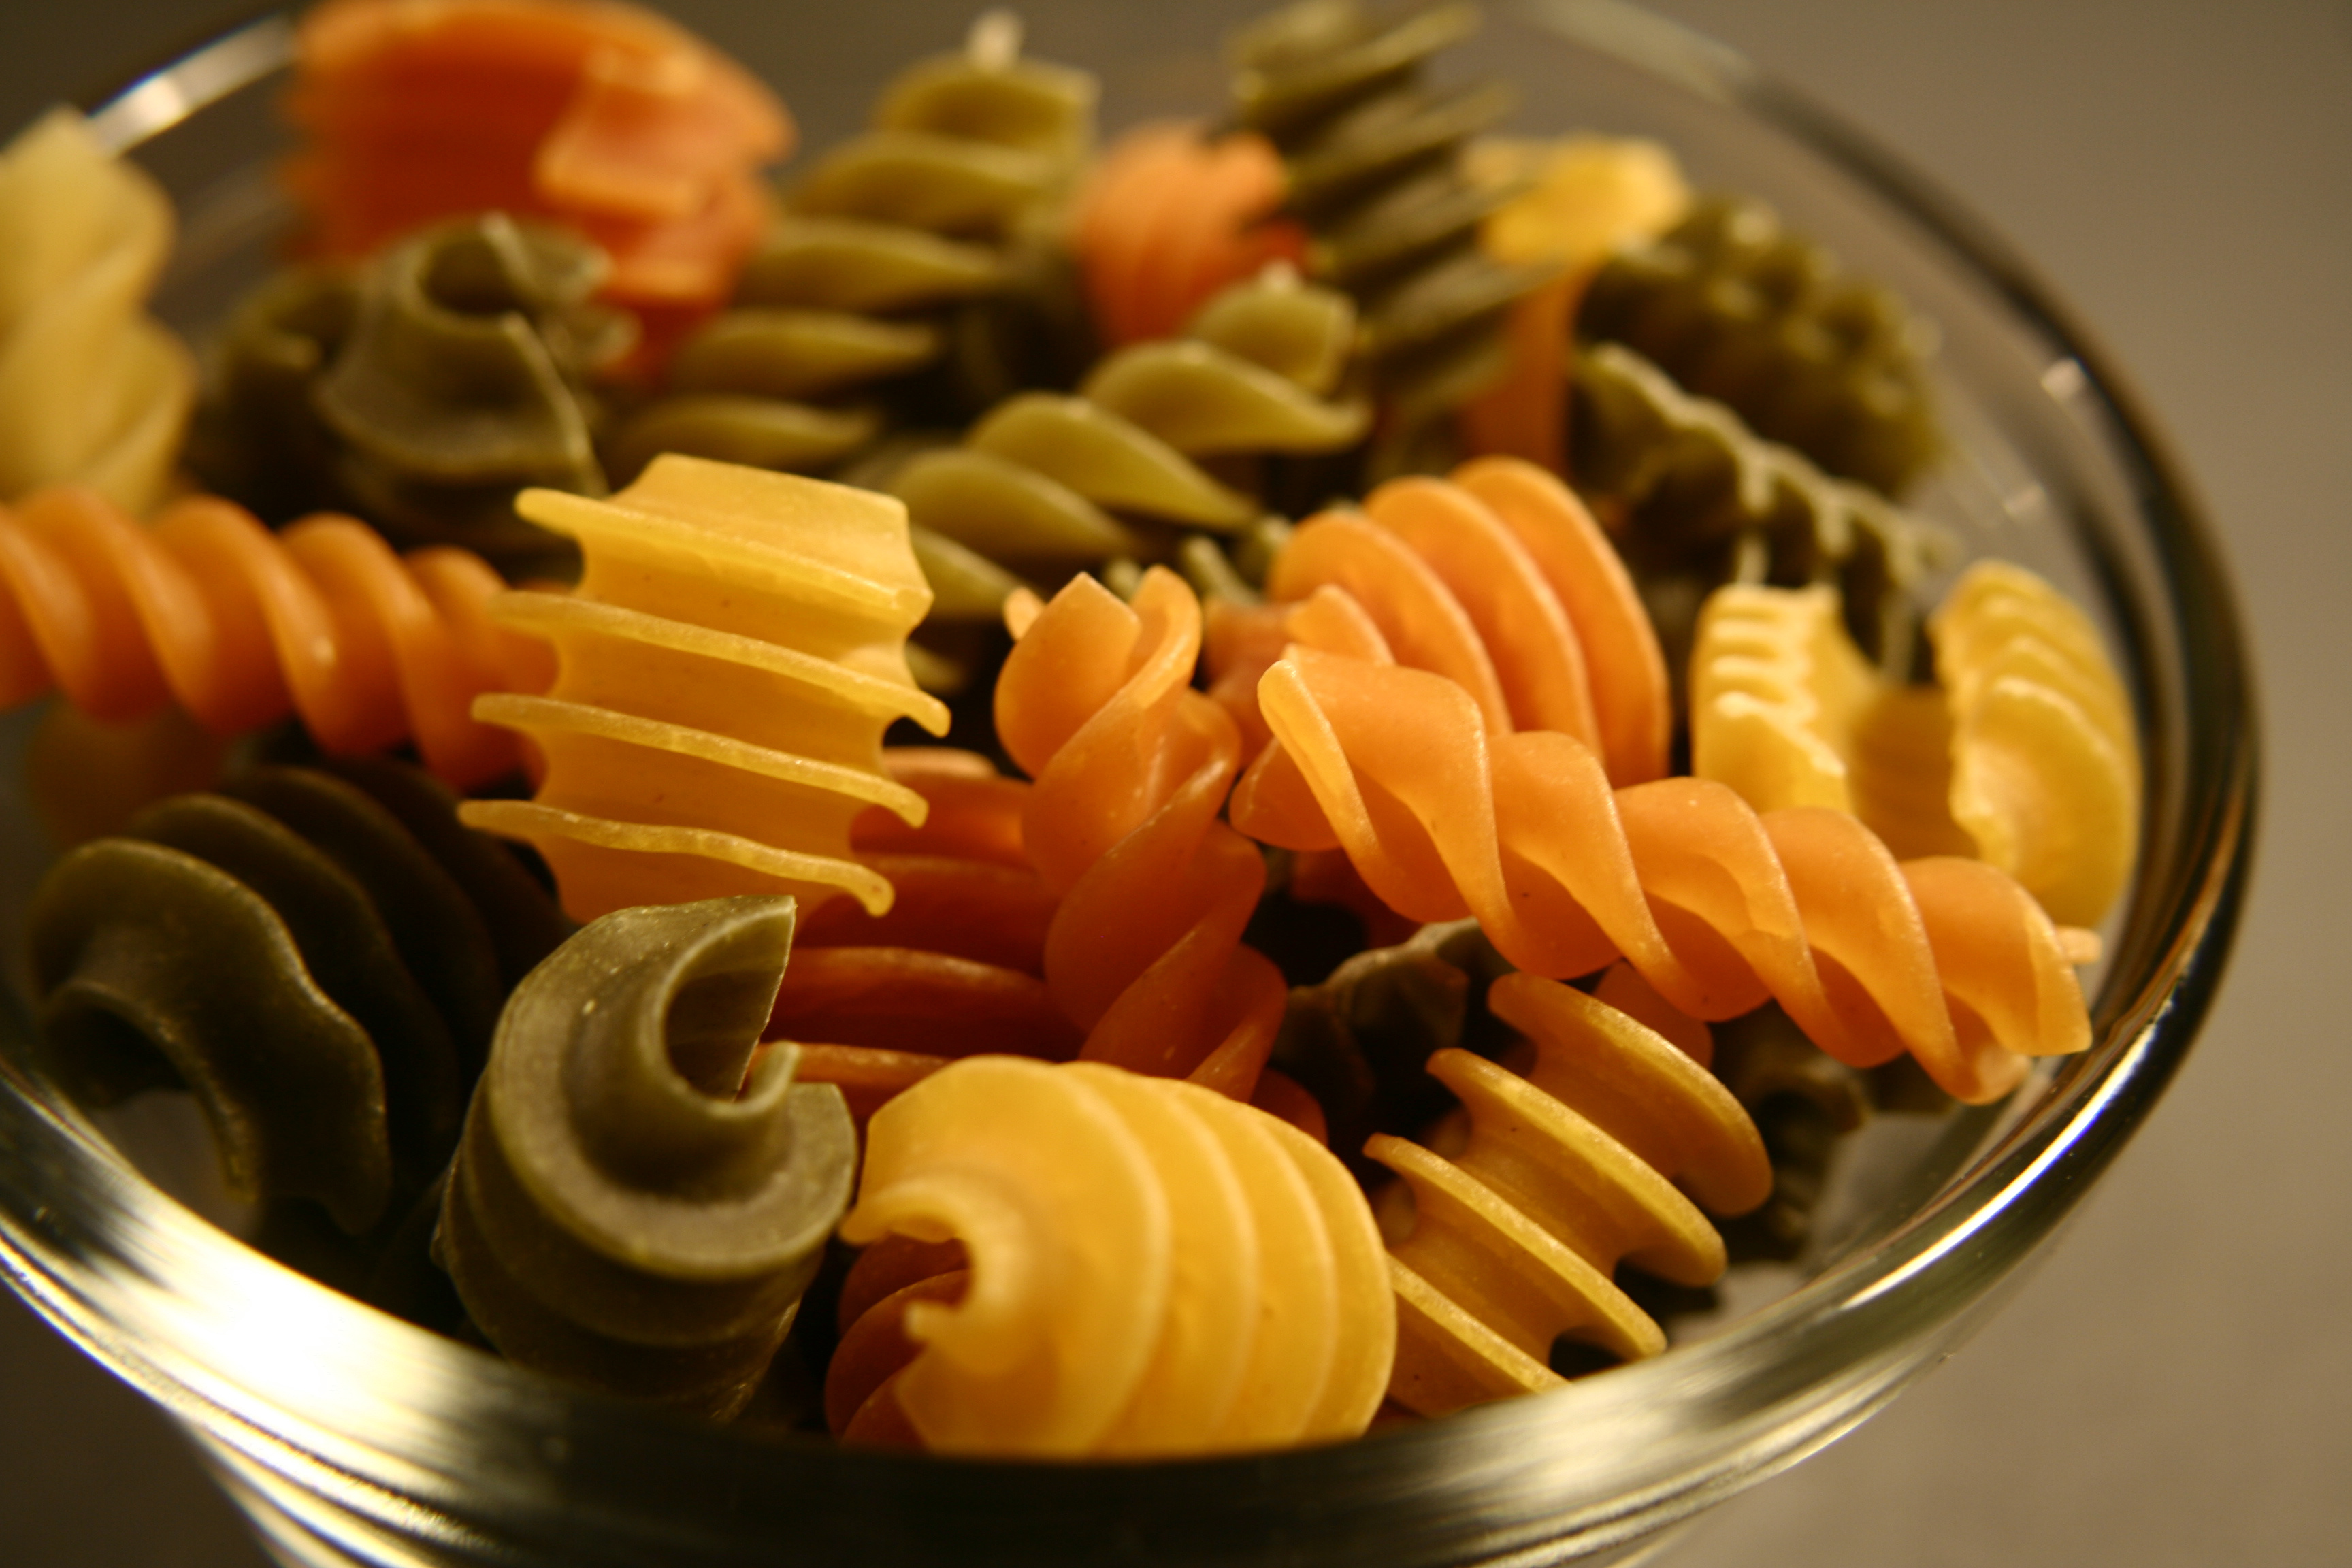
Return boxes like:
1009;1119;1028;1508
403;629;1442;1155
1577;195;1944;497
436;895;855;1418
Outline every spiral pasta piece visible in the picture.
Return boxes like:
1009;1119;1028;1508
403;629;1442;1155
1459;133;1690;472
831;1055;1394;1456
287;0;789;337
1689;581;1882;815
1931;560;2140;927
0;486;554;788
1207;455;1671;785
0;108;194;517
461;455;949;922
609;12;1097;483
1230;644;2095;1103
1376;973;1769;1415
438;896;856;1418
995;566;1287;1098
1578;195;1944;496
1570;339;1953;674
1227;0;1562;474
25;760;564;1235
783;747;1071;1122
1070;120;1309;348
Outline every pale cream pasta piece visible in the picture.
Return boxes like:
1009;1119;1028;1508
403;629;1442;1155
0;108;194;514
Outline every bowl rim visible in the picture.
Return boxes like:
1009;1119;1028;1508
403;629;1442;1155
1;1;2259;1562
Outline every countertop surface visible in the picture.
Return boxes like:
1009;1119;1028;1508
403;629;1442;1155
1;2;2345;1565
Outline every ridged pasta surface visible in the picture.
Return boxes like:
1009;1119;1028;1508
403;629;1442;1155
1230;644;2095;1103
995;566;1288;1097
1689;581;1881;815
1208;455;1671;785
831;1055;1394;1456
1226;0;1560;474
1578;195;1944;496
460;454;947;921
0;108;193;515
0;486;553;787
1377;973;1767;1415
439;896;855;1418
1932;560;2140;927
610;13;1096;483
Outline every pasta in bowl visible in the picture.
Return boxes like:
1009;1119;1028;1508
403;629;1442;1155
0;1;2251;1565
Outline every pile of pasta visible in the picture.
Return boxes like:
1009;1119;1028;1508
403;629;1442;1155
0;0;2138;1458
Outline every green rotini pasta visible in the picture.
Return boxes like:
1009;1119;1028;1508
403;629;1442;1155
1578;194;1944;496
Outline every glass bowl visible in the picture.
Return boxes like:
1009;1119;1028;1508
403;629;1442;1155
0;1;2255;1565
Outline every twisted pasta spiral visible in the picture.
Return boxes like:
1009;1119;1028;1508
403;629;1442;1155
1207;455;1671;785
1377;973;1768;1415
0;486;553;788
996;566;1287;1098
1932;560;2140;928
1578;195;1944;496
438;895;856;1418
608;12;1096;484
1689;580;1882;815
0;108;194;516
1227;0;1561;474
461;455;949;922
830;1056;1393;1455
1230;643;2095;1103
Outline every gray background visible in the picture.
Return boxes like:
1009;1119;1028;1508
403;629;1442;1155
1;1;2345;1564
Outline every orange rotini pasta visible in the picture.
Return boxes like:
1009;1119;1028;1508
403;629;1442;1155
0;486;552;787
1070;120;1309;349
995;566;1288;1100
830;1056;1394;1456
0;109;195;515
1208;455;1670;786
1377;973;1768;1415
460;455;948;921
1230;644;2096;1104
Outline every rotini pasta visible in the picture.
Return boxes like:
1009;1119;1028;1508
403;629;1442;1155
608;12;1097;483
1578;195;1944;496
460;455;949;921
25;760;561;1235
0;485;555;789
1689;581;1882;815
1230;644;2095;1102
286;0;788;344
829;1055;1394;1455
995;566;1288;1098
438;895;856;1418
1460;133;1690;472
1376;973;1769;1415
0;108;194;516
1570;340;1953;676
1931;559;2140;927
1207;455;1671;785
1069;120;1309;349
1226;0;1561;475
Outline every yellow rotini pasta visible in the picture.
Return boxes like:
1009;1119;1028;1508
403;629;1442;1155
0;108;194;515
1689;581;1882;815
1377;973;1769;1415
460;454;948;921
1230;644;2097;1103
830;1054;1394;1456
1931;559;2140;927
0;486;553;788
